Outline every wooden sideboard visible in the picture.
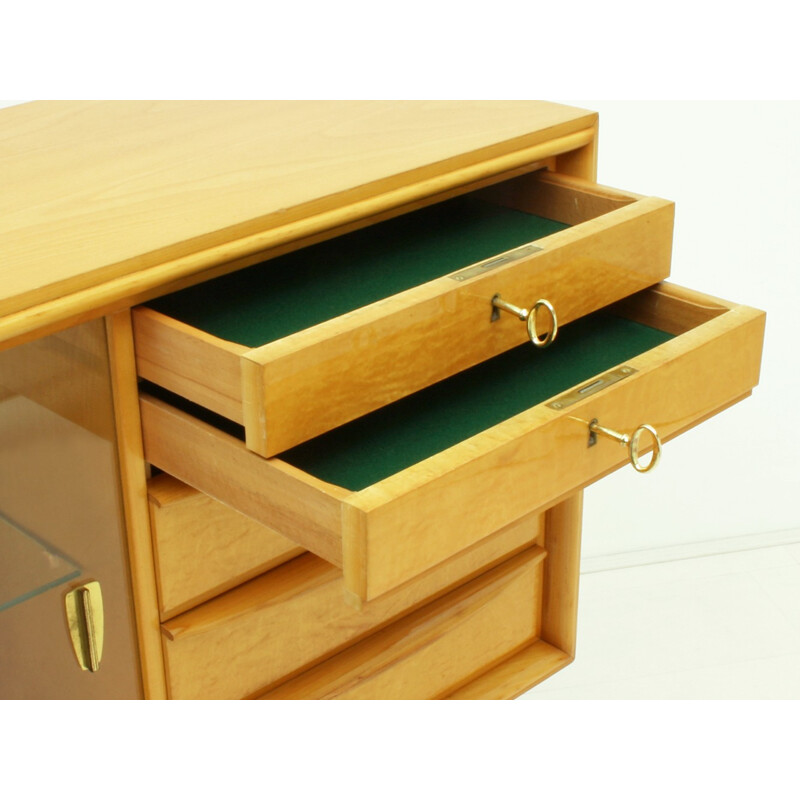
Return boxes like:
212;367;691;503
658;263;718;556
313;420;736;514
0;101;765;699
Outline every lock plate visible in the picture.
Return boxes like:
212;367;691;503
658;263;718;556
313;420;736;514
449;243;542;282
547;366;637;410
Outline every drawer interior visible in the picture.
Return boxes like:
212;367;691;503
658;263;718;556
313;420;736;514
143;304;679;490
144;171;635;348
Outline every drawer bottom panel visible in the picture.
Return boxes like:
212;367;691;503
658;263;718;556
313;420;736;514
260;546;545;700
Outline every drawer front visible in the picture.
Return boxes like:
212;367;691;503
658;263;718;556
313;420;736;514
148;473;304;619
160;514;544;699
140;284;765;605
134;171;673;457
261;547;545;700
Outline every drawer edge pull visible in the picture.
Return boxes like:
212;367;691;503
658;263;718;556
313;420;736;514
491;294;558;348
588;418;662;473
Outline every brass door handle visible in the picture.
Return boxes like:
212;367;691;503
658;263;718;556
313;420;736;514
588;418;662;473
65;581;104;672
491;294;558;348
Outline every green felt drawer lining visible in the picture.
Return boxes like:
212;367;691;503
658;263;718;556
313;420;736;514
144;311;673;492
147;195;569;348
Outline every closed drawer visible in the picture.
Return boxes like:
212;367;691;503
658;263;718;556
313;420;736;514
133;170;673;456
260;546;546;700
140;283;765;605
160;513;544;699
147;473;304;619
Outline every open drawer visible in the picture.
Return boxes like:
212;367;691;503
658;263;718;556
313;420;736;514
133;170;674;457
139;283;765;605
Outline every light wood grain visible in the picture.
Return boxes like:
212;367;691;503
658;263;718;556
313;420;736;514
446;639;572;699
609;281;728;334
148;473;304;619
161;517;545;699
260;547;545;700
541;492;584;657
239;175;673;455
0;129;595;352
139;393;348;567
133;308;247;424
554;119;598;181
476;170;637;223
0;102;596;347
105;311;167;699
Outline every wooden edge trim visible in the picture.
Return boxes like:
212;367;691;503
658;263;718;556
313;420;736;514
609;282;730;335
536;170;650;202
532;195;673;249
0;128;596;351
445;640;573;699
555;118;598;182
643;281;738;311
132;306;248;355
342;504;369;608
541;492;584;658
240;354;269;457
161;553;336;642
105;310;168;699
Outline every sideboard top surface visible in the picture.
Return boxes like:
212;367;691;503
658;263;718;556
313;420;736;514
0;101;595;343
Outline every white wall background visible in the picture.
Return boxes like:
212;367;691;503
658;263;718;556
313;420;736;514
568;102;800;557
2;100;797;557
